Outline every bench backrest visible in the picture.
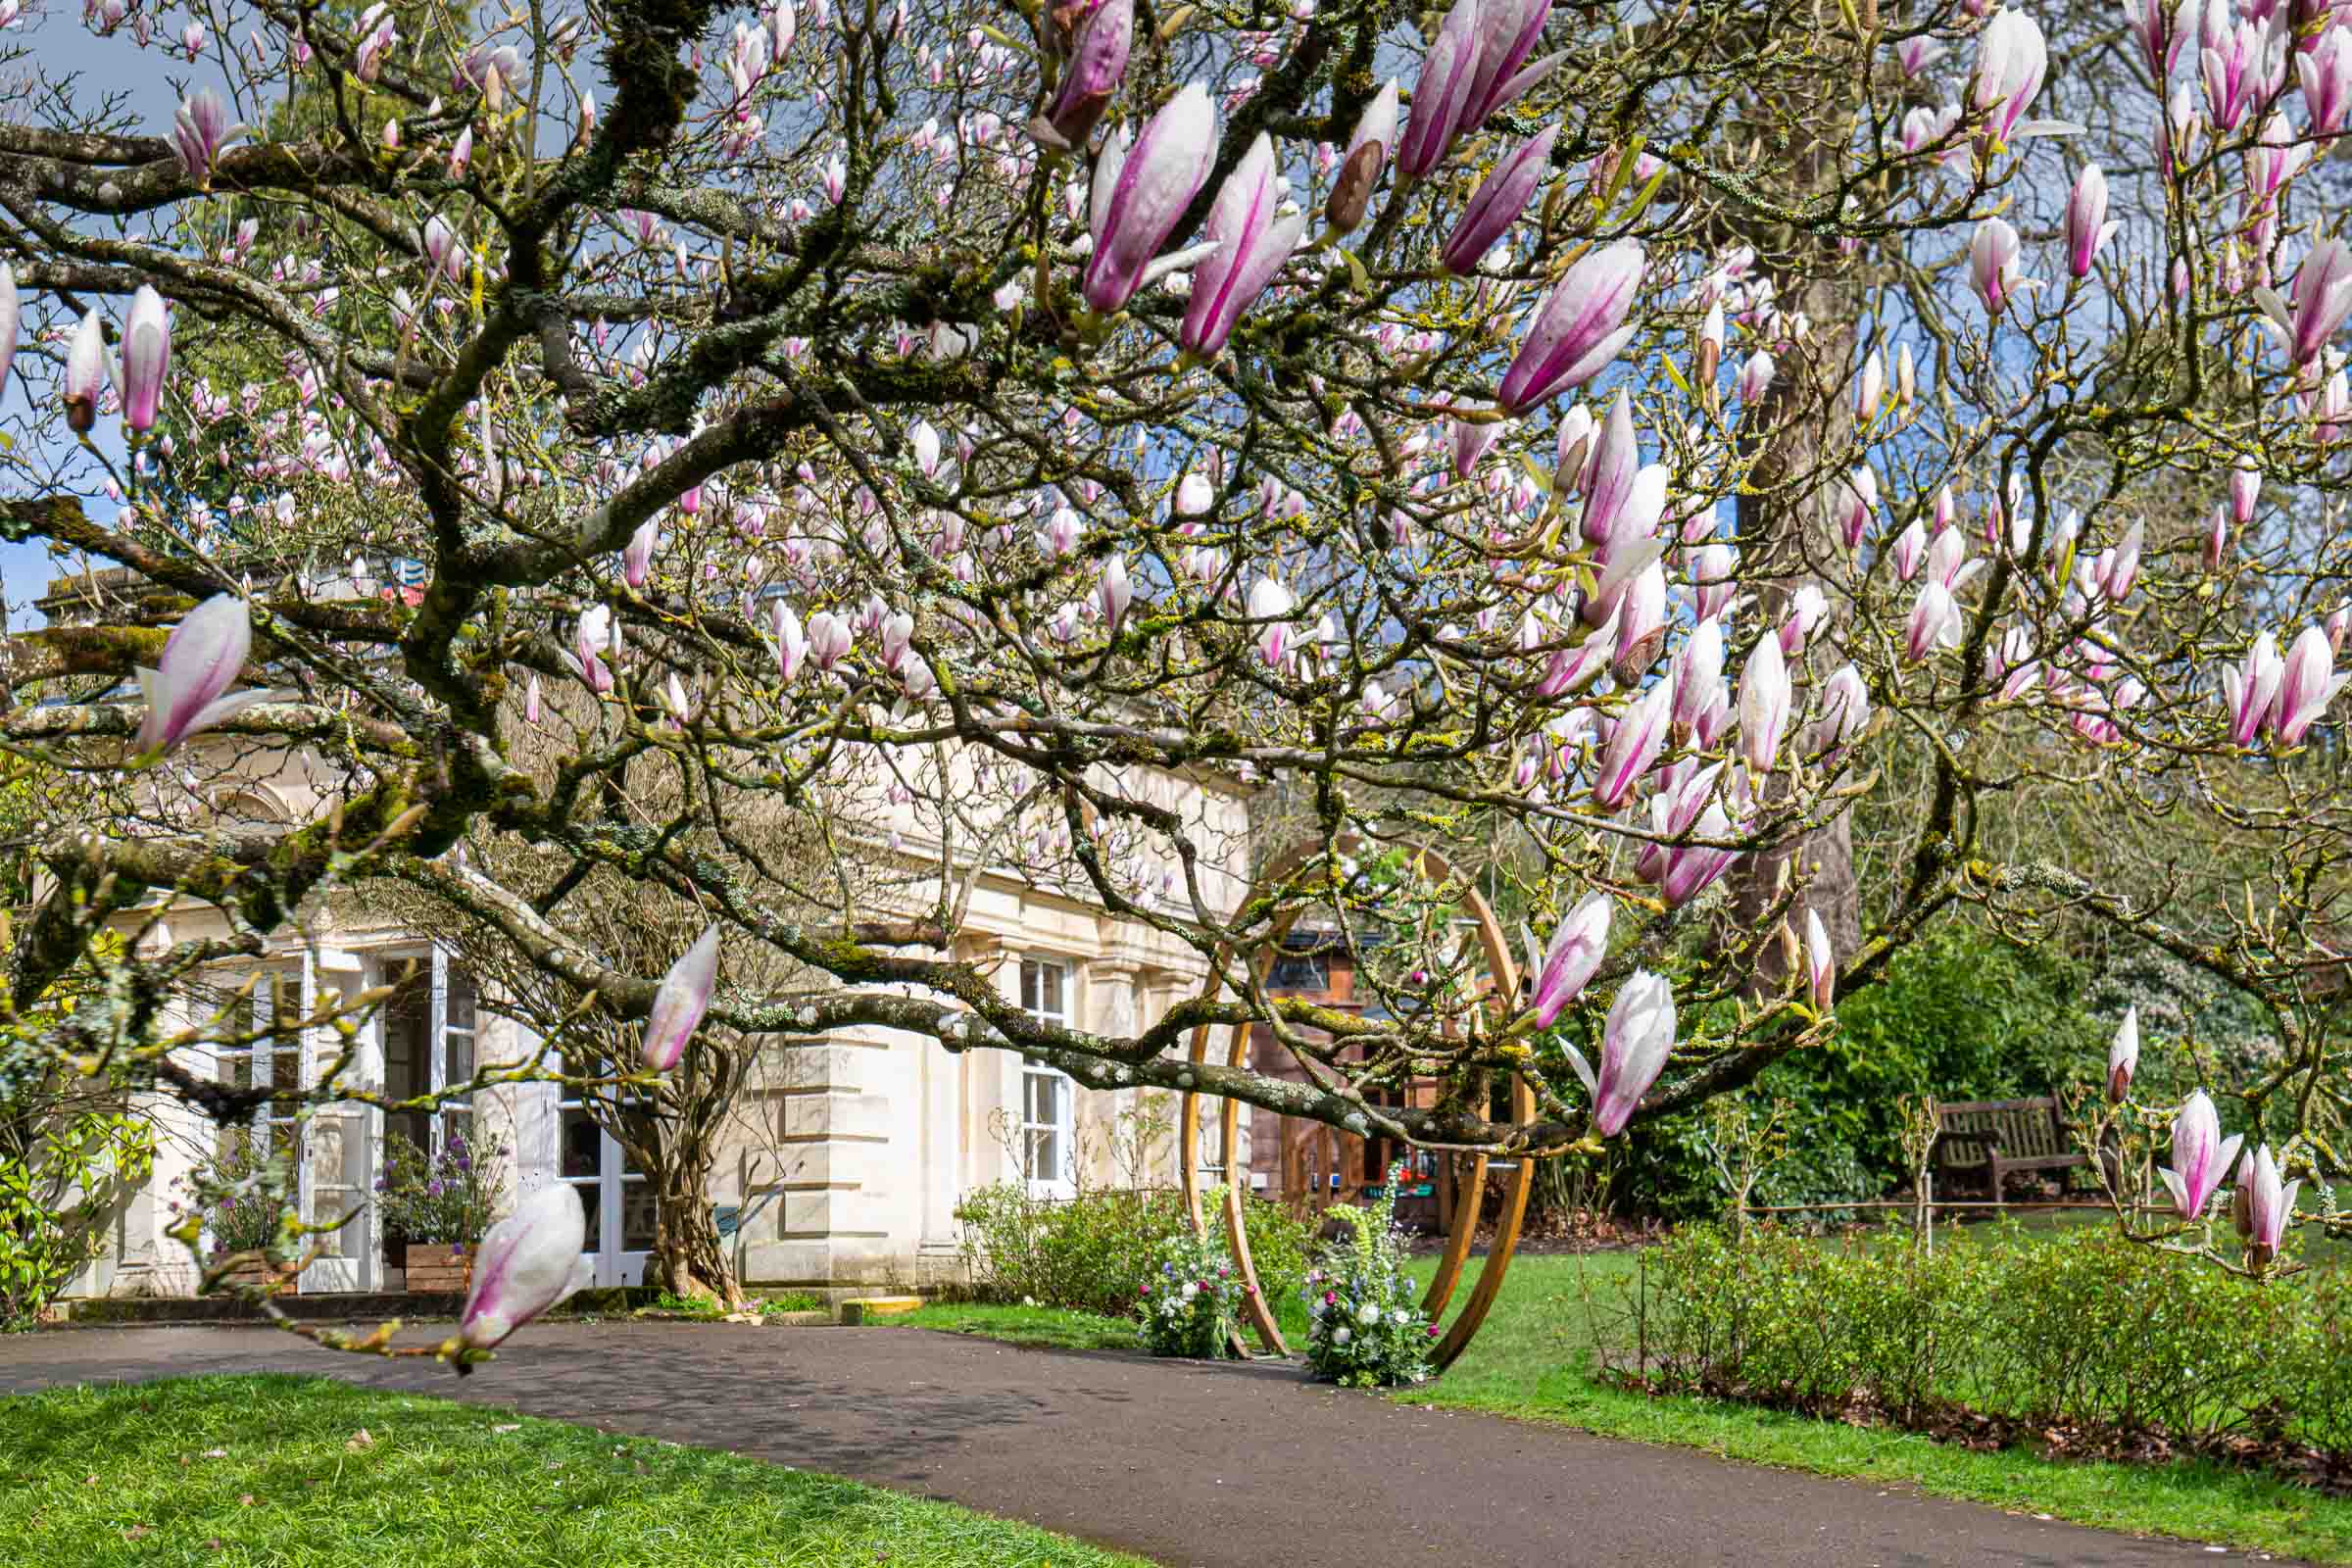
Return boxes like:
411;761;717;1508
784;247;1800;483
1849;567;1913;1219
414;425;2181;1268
1934;1096;2069;1159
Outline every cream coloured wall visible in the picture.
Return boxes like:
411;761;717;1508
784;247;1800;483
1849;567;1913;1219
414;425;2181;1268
75;733;1253;1298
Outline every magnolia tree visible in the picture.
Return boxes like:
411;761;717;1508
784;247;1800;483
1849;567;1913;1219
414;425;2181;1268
1;0;2350;1359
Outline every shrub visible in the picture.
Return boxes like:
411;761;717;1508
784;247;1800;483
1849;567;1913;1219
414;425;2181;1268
1301;1174;1434;1388
0;1110;154;1326
1600;1221;2352;1469
1134;1224;1249;1358
954;1181;1311;1318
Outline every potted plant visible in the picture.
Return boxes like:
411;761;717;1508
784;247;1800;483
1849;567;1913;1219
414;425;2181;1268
169;1139;297;1292
374;1129;506;1293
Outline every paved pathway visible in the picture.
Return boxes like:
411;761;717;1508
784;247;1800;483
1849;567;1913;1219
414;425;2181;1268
0;1323;2278;1566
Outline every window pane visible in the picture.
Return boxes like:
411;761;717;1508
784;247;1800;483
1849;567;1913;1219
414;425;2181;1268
561;1108;602;1180
619;1179;657;1251
219;1050;255;1092
568;1180;603;1252
446;1028;474;1088
1041;963;1062;1015
270;1042;302;1094
445;964;476;1030
313;1188;357;1258
1020;960;1039;1013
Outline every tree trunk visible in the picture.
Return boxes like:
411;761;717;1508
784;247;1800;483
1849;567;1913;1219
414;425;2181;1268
651;1168;745;1308
1720;277;1863;994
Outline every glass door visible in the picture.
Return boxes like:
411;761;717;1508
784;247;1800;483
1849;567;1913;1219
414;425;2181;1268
376;949;483;1288
557;1068;653;1288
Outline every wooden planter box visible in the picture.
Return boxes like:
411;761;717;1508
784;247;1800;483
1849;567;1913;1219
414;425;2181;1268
403;1243;474;1294
209;1256;295;1294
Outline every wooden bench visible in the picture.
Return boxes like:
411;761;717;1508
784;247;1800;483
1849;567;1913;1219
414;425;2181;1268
1929;1096;2085;1200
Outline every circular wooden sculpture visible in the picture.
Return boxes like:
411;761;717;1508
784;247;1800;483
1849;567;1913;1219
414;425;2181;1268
1177;843;1541;1370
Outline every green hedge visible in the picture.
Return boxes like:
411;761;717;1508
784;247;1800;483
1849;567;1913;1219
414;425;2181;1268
1608;923;2104;1217
952;1182;1313;1320
1598;1224;2352;1462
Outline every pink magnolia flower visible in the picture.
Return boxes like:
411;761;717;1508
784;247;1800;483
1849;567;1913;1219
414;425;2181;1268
1181;131;1304;356
2158;1089;2241;1221
1804;909;1834;1010
116;285;171;433
1565;969;1676;1137
2274;624;2348;744
1521;891;1611;1028
133;592;274;758
2064;164;2118;278
642;922;722;1071
456;1184;593;1353
1043;0;1131;147
1497;240;1644;414
1083;83;1218;314
2108;1006;2138;1102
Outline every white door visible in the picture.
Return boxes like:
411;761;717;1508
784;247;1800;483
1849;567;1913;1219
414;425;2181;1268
368;948;481;1290
556;1069;653;1288
299;951;372;1294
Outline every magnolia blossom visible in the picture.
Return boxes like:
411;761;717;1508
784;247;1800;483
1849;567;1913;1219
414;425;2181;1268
133;592;273;758
1043;0;1130;146
1249;575;1297;668
806;610;851;670
456;1183;593;1353
63;308;107;434
171;87;247;186
1522;892;1611;1028
2222;631;2283;746
2064;165;2118;278
2238;1146;2299;1264
2108;1006;2138;1102
569;605;617;694
1971;9;2059;146
623;518;658;588
1084;84;1217;313
2159;1089;2241;1221
1565;969;1676;1138
1968;218;2028;316
0;263;16;396
1592;681;1671;809
1181;132;1304;356
1099;555;1134;632
1803;909;1834;1011
1906;580;1962;662
1737;634;1789;774
1442;122;1559;276
642;923;721;1071
1497;240;1644;414
2275;625;2348;744
2257;238;2352;370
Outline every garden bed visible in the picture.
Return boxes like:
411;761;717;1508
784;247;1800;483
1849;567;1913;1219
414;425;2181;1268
1589;1223;2352;1495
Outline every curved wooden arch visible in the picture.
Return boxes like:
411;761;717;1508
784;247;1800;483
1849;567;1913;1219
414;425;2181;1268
1177;837;1542;1369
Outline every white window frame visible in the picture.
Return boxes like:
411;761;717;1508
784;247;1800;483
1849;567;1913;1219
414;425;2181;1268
1018;957;1076;1200
549;1031;652;1289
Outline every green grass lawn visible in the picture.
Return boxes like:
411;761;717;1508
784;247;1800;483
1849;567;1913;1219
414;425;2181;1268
0;1374;1148;1567
895;1247;2352;1564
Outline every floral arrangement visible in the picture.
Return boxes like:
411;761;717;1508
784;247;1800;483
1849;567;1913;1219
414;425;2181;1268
1302;1166;1435;1388
1134;1216;1250;1358
373;1129;507;1248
